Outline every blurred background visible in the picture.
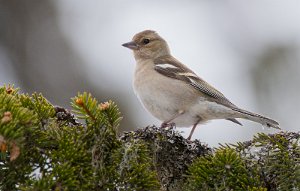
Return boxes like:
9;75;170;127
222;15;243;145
0;0;299;146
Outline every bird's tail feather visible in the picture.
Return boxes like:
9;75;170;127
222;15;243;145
232;107;280;129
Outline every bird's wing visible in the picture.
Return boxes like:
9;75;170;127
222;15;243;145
154;56;236;107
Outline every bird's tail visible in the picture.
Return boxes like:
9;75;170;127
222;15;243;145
232;107;280;129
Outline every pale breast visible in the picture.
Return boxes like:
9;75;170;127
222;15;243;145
133;60;200;124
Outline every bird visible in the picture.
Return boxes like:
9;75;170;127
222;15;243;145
122;30;280;140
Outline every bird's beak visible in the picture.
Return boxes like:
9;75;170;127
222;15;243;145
122;41;139;50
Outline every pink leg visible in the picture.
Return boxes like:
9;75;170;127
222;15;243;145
161;110;185;128
187;118;201;140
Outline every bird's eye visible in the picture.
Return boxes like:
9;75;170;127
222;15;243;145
143;39;150;44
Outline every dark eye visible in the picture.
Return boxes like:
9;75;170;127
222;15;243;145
143;38;150;44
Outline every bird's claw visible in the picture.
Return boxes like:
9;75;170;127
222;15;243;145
161;122;176;129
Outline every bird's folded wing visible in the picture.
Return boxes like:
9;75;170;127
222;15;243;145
154;56;236;108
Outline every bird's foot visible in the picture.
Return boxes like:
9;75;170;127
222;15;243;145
161;122;176;129
187;135;192;142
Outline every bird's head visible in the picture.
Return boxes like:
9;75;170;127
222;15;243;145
122;30;170;60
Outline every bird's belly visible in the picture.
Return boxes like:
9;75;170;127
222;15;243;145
134;72;200;127
138;95;199;127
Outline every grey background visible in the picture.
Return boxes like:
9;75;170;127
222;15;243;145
0;0;299;146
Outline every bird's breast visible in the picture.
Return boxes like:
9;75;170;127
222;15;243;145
133;61;200;125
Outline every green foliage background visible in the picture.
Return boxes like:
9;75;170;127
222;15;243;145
0;85;299;191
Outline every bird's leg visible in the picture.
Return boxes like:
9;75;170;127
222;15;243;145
161;110;184;128
187;117;201;140
161;122;176;129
